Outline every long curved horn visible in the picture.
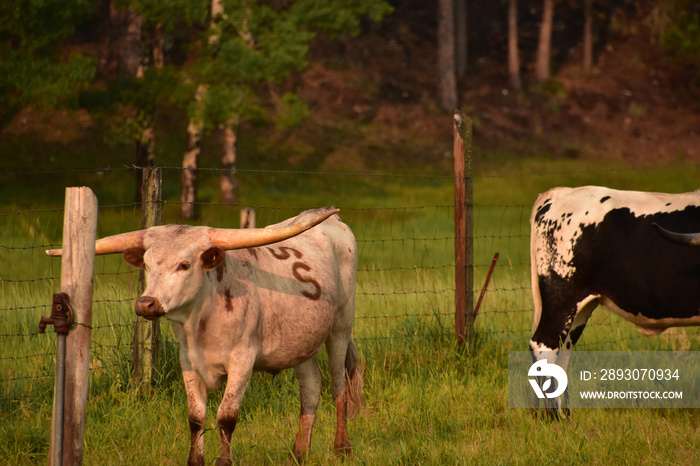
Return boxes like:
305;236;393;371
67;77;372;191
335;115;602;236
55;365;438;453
208;207;339;250
652;223;700;247
46;230;146;257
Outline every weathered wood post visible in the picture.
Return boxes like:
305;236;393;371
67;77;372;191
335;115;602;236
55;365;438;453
453;110;474;346
240;207;256;229
48;187;98;465
133;167;162;392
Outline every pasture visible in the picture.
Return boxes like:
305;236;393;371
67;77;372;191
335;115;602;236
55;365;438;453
1;154;699;464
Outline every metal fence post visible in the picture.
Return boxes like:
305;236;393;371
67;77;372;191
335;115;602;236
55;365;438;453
39;294;73;466
453;110;474;346
133;167;162;392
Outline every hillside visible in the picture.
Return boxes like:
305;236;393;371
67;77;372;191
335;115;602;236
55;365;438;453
296;0;700;170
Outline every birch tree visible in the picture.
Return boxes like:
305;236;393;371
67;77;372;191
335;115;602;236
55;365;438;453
179;0;392;219
180;0;223;220
108;0;206;202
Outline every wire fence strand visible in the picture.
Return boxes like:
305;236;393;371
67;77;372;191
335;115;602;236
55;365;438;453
2;165;699;409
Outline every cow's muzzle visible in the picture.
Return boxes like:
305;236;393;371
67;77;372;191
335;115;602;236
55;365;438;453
135;296;166;321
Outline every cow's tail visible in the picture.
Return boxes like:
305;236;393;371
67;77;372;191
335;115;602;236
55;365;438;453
345;339;363;419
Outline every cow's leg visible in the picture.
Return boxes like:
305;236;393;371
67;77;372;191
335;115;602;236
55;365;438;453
553;297;598;412
183;370;208;466
325;335;352;456
216;353;255;466
557;297;597;364
292;356;322;462
530;292;599;414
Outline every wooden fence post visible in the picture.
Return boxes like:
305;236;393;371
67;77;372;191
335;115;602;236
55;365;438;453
453;110;474;346
50;187;98;465
241;207;255;229
133;167;162;392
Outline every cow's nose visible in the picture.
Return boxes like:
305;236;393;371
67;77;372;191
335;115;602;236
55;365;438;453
135;296;165;320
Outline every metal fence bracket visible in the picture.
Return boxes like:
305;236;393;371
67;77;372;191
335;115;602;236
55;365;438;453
39;293;74;335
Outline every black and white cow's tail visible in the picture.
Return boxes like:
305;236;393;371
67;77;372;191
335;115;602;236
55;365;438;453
345;339;363;419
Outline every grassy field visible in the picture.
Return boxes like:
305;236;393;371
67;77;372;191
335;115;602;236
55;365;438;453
1;152;699;464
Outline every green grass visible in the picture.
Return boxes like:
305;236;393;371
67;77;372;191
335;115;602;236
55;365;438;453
1;152;700;464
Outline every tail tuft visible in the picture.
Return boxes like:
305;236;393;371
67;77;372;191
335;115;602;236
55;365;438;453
345;339;363;419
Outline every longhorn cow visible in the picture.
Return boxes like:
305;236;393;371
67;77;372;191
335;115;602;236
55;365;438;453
528;186;700;408
47;207;362;465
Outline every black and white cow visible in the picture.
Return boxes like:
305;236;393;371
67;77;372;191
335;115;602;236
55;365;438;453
529;186;700;387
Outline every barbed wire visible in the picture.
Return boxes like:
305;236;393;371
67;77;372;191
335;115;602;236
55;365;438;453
3;162;699;181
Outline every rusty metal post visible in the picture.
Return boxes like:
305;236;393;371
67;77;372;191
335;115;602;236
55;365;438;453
133;167;162;393
454;110;474;346
474;253;499;318
39;293;74;466
45;187;98;465
53;333;65;466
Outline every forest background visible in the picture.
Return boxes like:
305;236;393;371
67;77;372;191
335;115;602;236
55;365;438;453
2;0;700;201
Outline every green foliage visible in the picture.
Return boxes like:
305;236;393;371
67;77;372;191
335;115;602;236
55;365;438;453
651;0;700;71
0;0;95;51
119;0;209;30
79;66;181;145
0;0;393;148
292;0;394;37
0;0;97;125
273;92;310;129
662;20;700;61
190;0;391;128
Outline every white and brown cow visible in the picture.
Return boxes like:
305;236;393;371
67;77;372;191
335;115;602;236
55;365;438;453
529;186;700;405
47;207;362;465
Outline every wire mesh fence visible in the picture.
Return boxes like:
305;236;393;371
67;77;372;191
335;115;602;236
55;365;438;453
2;164;699;413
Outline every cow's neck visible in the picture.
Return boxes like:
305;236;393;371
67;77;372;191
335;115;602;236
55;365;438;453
172;285;231;389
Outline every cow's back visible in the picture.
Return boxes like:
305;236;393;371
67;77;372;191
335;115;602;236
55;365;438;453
226;212;357;370
530;186;700;329
266;211;357;298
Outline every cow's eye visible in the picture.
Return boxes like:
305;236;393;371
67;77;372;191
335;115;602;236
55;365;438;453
177;262;190;271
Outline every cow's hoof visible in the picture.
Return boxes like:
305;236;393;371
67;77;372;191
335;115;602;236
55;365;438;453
214;456;233;466
333;443;351;457
293;448;309;464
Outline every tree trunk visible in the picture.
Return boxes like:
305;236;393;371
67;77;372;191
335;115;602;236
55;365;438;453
152;23;164;69
108;1;142;76
438;0;458;111
508;0;521;90
134;24;163;201
135;123;155;197
180;0;225;219
583;0;593;74
220;120;239;205
455;0;468;79
181;85;205;220
535;0;554;82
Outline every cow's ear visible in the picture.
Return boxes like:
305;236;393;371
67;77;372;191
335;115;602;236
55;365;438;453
201;247;224;270
124;247;146;268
